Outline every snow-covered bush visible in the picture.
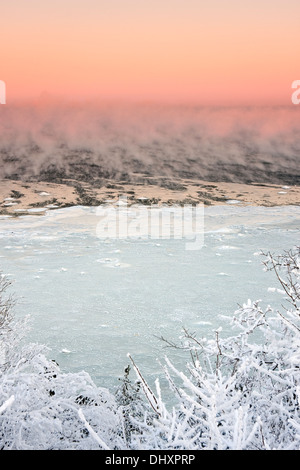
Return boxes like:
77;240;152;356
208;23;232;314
123;247;300;450
0;247;299;449
0;274;125;450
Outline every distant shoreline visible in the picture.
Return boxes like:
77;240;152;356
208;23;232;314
0;176;299;217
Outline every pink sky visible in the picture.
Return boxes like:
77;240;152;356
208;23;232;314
1;1;299;105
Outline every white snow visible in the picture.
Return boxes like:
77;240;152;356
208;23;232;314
27;207;47;213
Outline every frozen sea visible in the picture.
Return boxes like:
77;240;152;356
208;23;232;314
0;204;299;395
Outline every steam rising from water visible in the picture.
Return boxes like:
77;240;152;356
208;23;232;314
0;101;299;185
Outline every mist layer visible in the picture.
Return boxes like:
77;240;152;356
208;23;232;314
1;102;299;186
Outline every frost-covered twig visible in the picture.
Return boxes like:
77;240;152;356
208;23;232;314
78;408;111;450
0;395;14;415
128;353;161;417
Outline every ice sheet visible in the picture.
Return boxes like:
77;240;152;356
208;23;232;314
0;205;299;392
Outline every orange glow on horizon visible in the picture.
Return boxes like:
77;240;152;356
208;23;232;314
1;1;299;105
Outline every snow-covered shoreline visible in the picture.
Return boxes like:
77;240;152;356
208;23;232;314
1;177;300;218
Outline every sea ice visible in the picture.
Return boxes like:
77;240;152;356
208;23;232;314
0;204;299;394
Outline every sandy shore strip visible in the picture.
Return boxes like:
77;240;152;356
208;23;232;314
0;177;299;216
